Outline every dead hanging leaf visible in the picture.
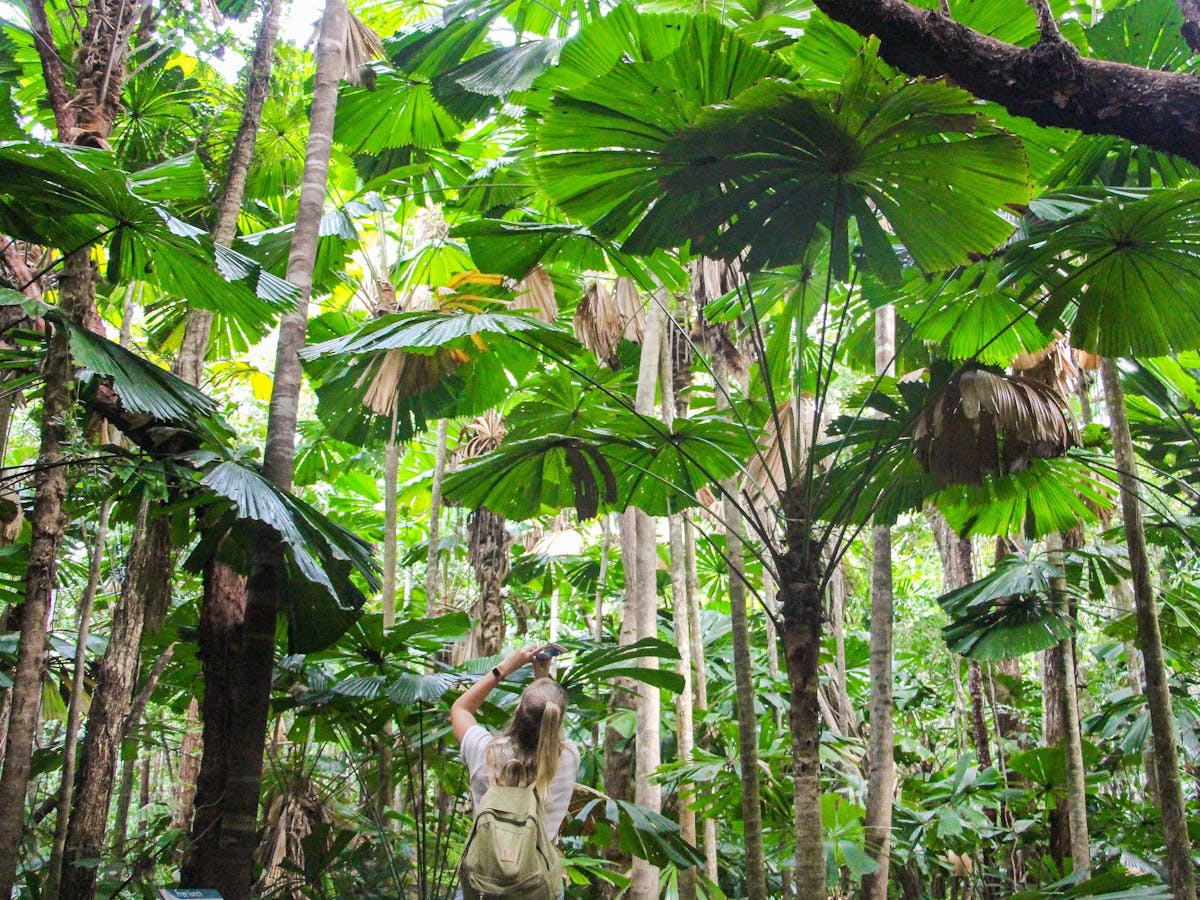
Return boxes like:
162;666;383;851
456;410;507;463
360;348;464;416
254;777;334;900
1011;333;1088;399
412;202;449;245
515;266;558;324
690;255;743;304
574;281;623;368
341;12;385;86
0;488;22;545
612;277;646;344
913;368;1079;485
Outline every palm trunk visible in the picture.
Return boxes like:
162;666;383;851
45;501;110;900
684;514;717;880
1045;531;1090;876
630;295;665;900
468;506;510;656
861;305;897;899
173;0;286;385
1100;358;1197;900
714;364;767;900
592;514;611;642
425;418;449;615
777;526;827;900
61;497;171;900
198;4;347;896
661;329;696;900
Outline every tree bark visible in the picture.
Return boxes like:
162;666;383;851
630;294;666;899
811;0;1200;166
425;418;449;616
180;559;247;887
862;305;896;900
661;323;697;900
1100;358;1197;900
469;506;510;656
0;253;80;899
684;514;717;881
45;500;110;900
1045;531;1090;878
778;528;827;900
714;366;767;900
193;2;347;895
173;0;285;386
61;497;171;900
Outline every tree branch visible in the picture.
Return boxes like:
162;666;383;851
811;0;1200;166
26;0;75;140
1180;0;1200;52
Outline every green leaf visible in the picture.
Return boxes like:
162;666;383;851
938;551;1073;659
1006;185;1200;357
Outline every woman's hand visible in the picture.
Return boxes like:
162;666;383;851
497;645;541;678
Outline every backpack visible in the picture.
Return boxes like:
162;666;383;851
459;783;563;900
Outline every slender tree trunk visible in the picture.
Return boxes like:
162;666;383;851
661;329;697;900
199;4;347;896
593;515;611;642
684;514;717;881
1100;358;1197;900
714;364;767;900
425;418;448;616
61;498;171;900
862;305;897;900
173;0;286;386
631;321;666;898
382;438;399;624
45;501;110;900
113;747;136;856
1045;531;1090;877
0;252;82;899
172;699;202;839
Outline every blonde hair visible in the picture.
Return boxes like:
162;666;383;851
486;677;568;798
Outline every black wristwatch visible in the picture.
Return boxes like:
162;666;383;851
492;666;503;681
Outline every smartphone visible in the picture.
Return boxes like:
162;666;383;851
534;644;565;661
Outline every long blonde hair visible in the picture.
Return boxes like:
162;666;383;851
486;677;568;798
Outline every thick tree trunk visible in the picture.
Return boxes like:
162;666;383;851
862;306;896;900
180;559;247;887
1100;358;1197;900
61;498;171;900
811;0;1200;166
173;0;286;386
45;501;110;900
778;529;827;900
425;419;449;615
714;366;767;900
0;252;82;899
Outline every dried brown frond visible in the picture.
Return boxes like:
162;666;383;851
574;281;623;368
690;255;743;304
341;13;385;86
412;202;449;245
254;778;334;899
360;348;464;416
457;410;506;461
743;395;824;512
612;277;646;344
913;368;1079;485
516;266;558;324
1012;333;1087;398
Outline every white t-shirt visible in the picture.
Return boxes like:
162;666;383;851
460;724;580;841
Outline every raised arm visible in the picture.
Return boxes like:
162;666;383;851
450;645;543;742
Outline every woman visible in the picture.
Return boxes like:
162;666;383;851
450;645;580;844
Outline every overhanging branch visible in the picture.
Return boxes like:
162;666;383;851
811;0;1200;166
